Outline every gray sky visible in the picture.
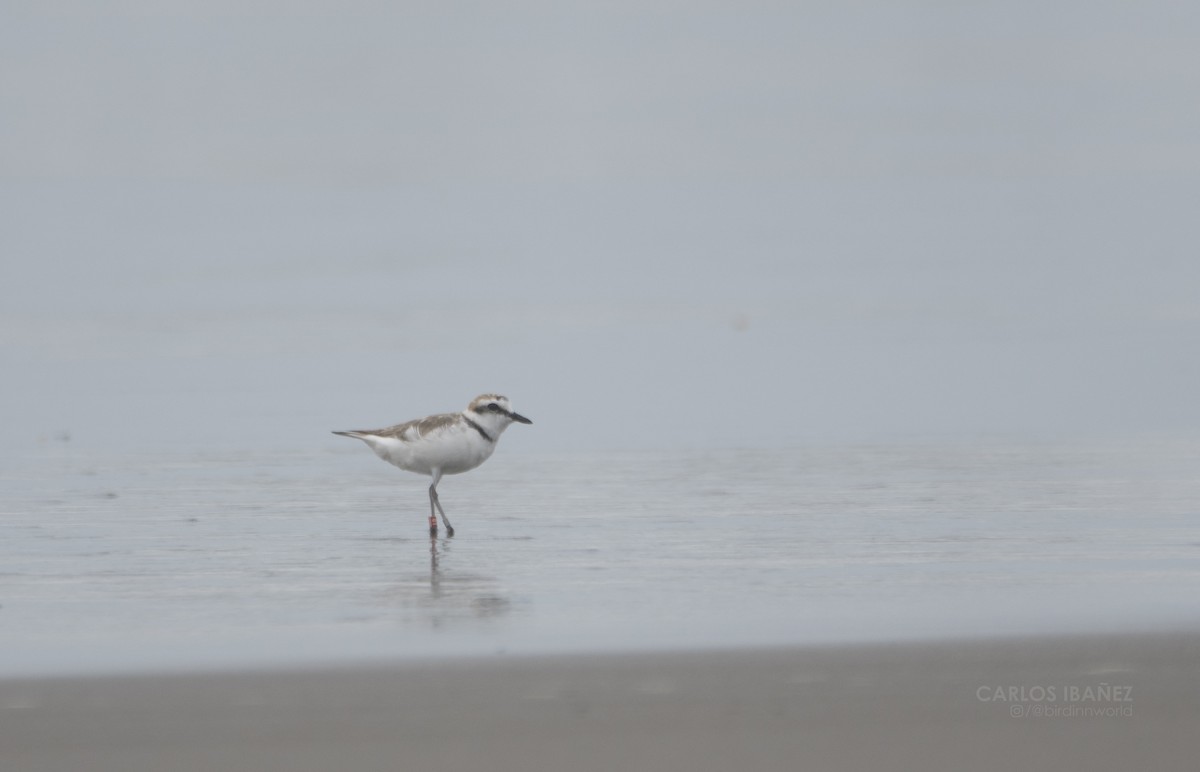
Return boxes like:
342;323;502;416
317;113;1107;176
4;2;1200;451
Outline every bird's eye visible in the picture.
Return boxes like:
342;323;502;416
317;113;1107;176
487;403;501;412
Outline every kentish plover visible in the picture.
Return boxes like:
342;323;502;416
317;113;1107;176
333;394;532;536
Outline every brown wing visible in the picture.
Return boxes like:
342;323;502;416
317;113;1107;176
368;412;459;440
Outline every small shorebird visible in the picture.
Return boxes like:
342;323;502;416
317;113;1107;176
333;394;532;536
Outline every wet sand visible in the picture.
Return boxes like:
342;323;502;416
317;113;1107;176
2;632;1197;772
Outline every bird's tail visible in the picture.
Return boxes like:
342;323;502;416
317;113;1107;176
332;430;367;439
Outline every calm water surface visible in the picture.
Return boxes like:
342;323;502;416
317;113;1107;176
3;440;1198;676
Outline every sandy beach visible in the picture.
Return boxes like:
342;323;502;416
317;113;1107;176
3;632;1196;772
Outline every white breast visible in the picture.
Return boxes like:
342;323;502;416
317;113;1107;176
364;424;495;476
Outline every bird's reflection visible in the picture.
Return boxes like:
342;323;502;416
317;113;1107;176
429;534;445;598
384;534;512;624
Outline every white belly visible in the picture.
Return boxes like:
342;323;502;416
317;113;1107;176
365;430;495;476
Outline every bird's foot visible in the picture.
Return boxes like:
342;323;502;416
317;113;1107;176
428;516;438;537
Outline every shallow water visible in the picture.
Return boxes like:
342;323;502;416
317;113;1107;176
3;439;1198;676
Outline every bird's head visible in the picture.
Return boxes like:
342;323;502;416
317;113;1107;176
466;394;532;432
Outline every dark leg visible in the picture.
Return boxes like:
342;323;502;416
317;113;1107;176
428;469;454;537
429;486;453;536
